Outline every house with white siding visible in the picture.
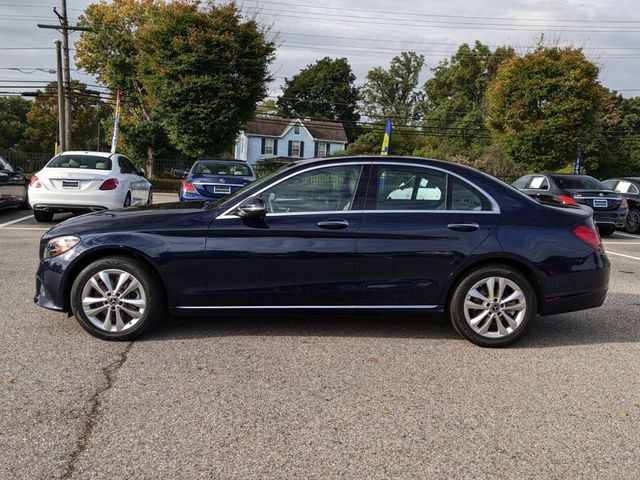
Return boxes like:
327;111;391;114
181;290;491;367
234;116;348;165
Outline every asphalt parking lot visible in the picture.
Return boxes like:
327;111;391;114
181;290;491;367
1;194;639;479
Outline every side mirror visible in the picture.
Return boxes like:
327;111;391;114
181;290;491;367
237;197;267;219
138;169;146;177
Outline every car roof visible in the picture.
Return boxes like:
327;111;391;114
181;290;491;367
57;151;114;158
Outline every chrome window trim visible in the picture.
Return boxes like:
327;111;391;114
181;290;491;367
216;160;501;220
176;304;439;310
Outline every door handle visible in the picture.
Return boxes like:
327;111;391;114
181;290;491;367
317;219;350;229
447;222;480;232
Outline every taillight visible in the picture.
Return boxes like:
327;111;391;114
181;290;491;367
557;194;577;205
621;197;628;208
99;178;119;190
182;180;197;194
572;225;602;251
30;175;42;188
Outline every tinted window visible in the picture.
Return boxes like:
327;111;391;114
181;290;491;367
553;176;607;190
375;166;492;211
194;161;252;176
118;157;137;174
47;155;112;170
0;156;13;172
377;167;446;210
513;176;530;189
524;176;549;190
261;165;362;213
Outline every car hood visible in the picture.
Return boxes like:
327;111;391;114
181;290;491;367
43;201;214;240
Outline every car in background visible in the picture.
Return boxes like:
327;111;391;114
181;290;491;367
179;159;256;202
602;177;640;234
29;151;152;222
513;174;628;236
0;155;29;212
35;156;610;347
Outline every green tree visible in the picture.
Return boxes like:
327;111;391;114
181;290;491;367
486;46;603;171
277;57;360;140
0;97;30;149
76;0;275;169
361;51;425;125
21;81;111;154
422;41;515;152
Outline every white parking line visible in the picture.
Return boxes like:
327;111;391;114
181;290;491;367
603;242;640;245
607;251;640;261
0;215;33;228
613;232;640;239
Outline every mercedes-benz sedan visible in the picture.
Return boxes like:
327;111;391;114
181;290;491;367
35;156;610;347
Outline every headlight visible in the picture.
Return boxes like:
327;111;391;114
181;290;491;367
44;236;80;259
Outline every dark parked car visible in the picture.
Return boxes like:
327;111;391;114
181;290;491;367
179;159;256;202
0;155;29;211
35;156;610;347
602;177;640;234
513;174;628;236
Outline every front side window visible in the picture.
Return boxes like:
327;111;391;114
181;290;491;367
119;157;137;174
261;165;362;214
375;165;492;211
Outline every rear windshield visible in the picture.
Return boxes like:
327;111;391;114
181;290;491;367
47;155;112;170
552;176;607;190
193;161;251;176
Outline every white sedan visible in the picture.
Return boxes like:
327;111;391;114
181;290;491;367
29;151;152;222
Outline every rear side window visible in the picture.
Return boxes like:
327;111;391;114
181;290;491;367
47;155;112;170
524;176;549;190
374;165;493;211
615;181;639;195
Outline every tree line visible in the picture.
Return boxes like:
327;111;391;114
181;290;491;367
1;0;639;179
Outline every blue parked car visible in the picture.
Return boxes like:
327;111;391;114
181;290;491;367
35;156;610;347
179;159;256;201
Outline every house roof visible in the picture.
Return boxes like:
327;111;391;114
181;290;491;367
244;116;348;143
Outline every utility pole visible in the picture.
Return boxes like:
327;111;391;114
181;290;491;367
55;40;66;152
38;2;91;152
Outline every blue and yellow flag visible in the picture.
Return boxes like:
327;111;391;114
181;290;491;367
380;119;391;156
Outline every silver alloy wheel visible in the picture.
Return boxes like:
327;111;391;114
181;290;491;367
80;268;147;333
626;209;640;233
463;276;527;338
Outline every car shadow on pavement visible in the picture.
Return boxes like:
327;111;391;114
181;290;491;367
141;292;639;348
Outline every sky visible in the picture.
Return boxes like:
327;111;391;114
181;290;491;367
2;0;640;101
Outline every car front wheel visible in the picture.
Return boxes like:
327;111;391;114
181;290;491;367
70;256;164;340
449;265;537;347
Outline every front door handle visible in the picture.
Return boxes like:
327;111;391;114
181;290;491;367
317;219;350;230
447;222;479;232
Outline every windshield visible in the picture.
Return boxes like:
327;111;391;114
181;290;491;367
193;161;252;176
205;164;291;209
47;154;112;170
553;176;607;190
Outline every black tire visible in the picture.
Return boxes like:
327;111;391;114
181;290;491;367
449;265;537;348
33;210;54;222
70;256;165;340
18;191;31;210
146;188;153;205
625;209;640;234
598;225;616;237
124;192;132;208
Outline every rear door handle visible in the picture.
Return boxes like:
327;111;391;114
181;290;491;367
447;222;479;232
317;219;350;230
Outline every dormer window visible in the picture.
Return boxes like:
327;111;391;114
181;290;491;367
294;124;300;134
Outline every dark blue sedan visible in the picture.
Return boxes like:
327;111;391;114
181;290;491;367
179;159;256;201
35;156;609;347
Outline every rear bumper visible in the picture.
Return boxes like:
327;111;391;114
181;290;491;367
29;187;125;211
594;209;628;228
32;203;107;213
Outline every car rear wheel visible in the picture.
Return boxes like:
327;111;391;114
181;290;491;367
598;225;616;237
147;188;153;205
18;191;31;210
70;256;164;340
33;210;54;222
124;192;131;208
449;265;536;347
625;209;640;234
